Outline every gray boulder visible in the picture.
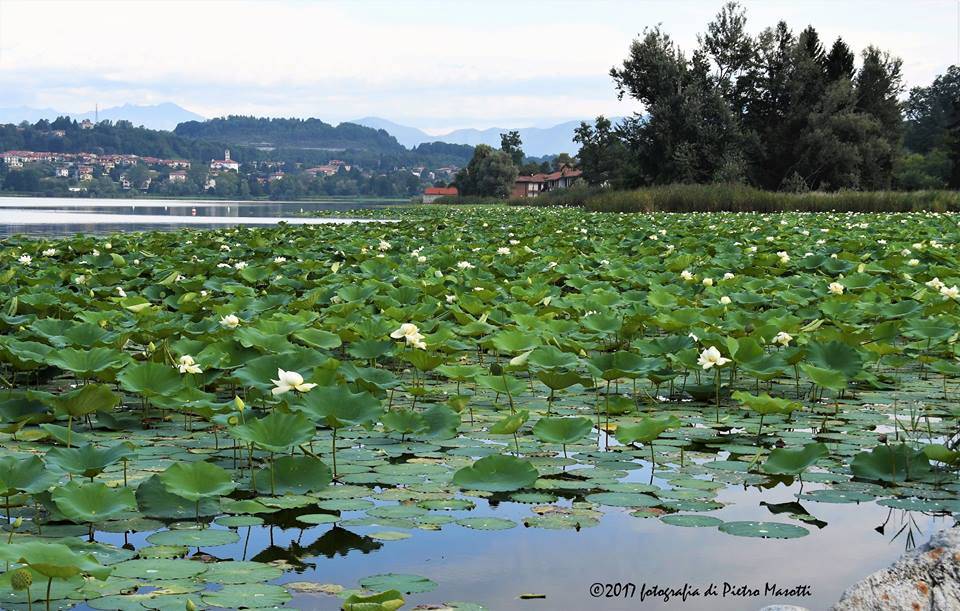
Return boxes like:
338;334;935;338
833;527;960;610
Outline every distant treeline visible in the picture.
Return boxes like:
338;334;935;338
0;117;242;162
0;117;475;169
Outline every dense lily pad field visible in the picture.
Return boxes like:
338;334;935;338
0;206;959;610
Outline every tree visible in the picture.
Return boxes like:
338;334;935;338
824;38;855;82
904;65;960;154
609;23;744;186
699;1;754;112
573;117;624;186
2;169;41;192
125;164;150;189
454;144;518;197
854;47;904;189
595;3;909;191
949;96;960;188
500;131;524;166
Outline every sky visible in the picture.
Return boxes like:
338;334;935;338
1;0;958;132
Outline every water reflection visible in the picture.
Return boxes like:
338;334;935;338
0;196;400;237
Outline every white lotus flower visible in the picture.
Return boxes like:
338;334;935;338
177;355;202;374
680;270;694;281
497;247;511;255
723;272;735;280
698;346;731;370
274;256;287;263
18;254;31;265
777;251;790;264
941;285;960;300
271;369;316;395
719;295;732;305
378;240;392;251
926;277;946;290
457;261;475;270
907;259;919;266
220;314;241;329
828;282;845;295
445;295;457;303
773;331;793;347
42;248;56;257
116;287;126;297
417;255;427;263
220;244;231;252
234;261;247;270
391;323;427;349
391;323;420;340
702;277;714;287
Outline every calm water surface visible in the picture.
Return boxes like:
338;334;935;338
0;196;400;237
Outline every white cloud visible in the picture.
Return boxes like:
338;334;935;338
1;0;956;129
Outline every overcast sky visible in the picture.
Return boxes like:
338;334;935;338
1;0;957;131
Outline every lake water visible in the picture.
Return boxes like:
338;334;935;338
0;196;399;237
2;196;950;611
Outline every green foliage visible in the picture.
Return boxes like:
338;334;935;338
761;443;829;475
159;461;237;502
573;183;960;213
454;144;519;198
850;444;934;483
452;455;539;492
588;3;917;192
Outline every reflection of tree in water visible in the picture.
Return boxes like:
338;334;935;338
876;509;927;552
251;527;382;571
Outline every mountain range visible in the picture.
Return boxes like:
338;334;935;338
351;117;612;156
0;103;205;131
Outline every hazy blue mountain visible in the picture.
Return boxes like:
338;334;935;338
0;103;204;130
350;117;431;148
0;106;64;125
351;117;624;156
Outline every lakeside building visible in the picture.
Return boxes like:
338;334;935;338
422;186;458;203
511;164;583;199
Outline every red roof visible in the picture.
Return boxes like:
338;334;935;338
425;187;458;196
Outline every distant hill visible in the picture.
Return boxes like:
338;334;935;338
174;116;407;154
0;103;204;131
351;117;625;156
352;117;431;149
0;116;245;162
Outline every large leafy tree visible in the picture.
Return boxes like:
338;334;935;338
454;144;519;197
573;116;626;187
499;131;524;166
